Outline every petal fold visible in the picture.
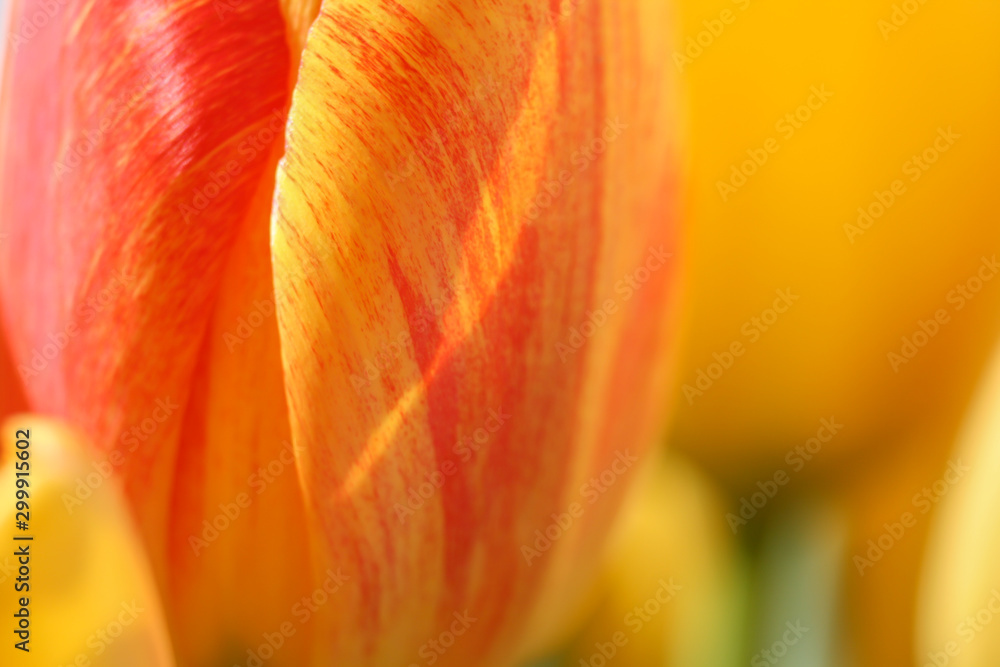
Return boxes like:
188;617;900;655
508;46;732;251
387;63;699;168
0;1;315;664
272;1;681;664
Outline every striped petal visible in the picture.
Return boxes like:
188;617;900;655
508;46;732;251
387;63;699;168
0;1;314;663
271;1;680;664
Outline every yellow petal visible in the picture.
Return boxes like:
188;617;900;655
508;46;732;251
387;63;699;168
0;416;173;666
919;342;1000;667
558;451;745;667
668;1;1000;662
671;0;1000;481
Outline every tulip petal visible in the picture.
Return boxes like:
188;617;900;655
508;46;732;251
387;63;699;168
272;1;680;664
919;343;1000;667
0;309;27;419
0;1;316;664
0;416;174;667
278;0;323;55
163;195;317;667
560;452;745;667
0;0;287;536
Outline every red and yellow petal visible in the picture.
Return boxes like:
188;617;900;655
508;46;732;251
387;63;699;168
0;0;313;663
272;1;681;664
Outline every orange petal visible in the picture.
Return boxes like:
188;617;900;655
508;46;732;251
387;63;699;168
0;415;174;667
277;0;323;55
272;1;681;664
162;162;316;666
0;1;315;664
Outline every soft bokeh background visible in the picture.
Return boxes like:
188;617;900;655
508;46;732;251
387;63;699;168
540;0;1000;665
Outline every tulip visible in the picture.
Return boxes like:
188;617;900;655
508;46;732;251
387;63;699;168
668;0;1000;664
0;0;681;665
